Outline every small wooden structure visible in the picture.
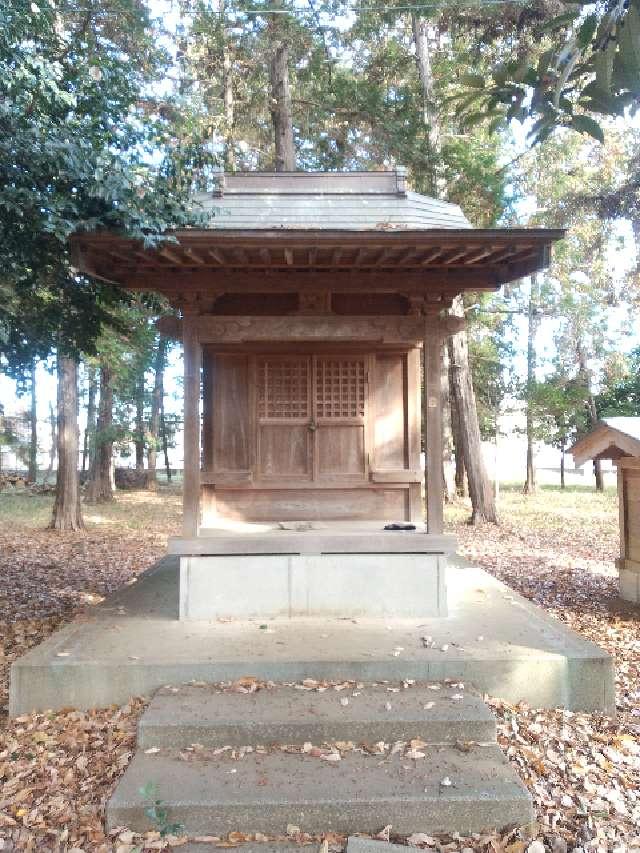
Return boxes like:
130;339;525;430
73;170;562;619
571;418;640;603
617;457;640;603
570;417;640;467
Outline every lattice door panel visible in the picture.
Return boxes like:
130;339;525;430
316;358;366;420
257;357;310;420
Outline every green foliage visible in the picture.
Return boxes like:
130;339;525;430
529;373;588;450
139;782;184;838
0;0;200;371
452;0;640;143
597;347;640;415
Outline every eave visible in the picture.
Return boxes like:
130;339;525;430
71;227;565;305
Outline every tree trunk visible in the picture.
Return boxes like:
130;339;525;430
50;356;84;531
135;367;145;472
587;394;604;491
441;344;456;502
450;371;467;497
577;341;604;492
269;10;295;172
221;1;235;171
410;14;493;521
82;366;97;474
147;336;167;489
86;365;114;503
161;401;171;482
411;13;440;196
45;402;56;485
523;276;539;494
448;297;497;523
560;442;566;489
28;358;38;483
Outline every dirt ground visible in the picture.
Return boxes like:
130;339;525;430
0;485;638;852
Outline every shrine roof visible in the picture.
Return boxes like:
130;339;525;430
570;418;640;465
71;170;564;301
193;169;472;231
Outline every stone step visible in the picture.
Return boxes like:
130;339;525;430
138;684;496;749
106;746;532;837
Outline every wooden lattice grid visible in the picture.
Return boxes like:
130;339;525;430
316;358;366;419
257;357;310;419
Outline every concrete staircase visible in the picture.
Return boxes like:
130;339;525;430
107;683;533;837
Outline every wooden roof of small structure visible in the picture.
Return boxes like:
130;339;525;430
71;169;564;308
570;418;640;466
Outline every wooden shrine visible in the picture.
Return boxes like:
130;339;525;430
73;170;562;620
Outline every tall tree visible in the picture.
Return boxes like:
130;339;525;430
28;359;38;483
524;276;541;494
50;356;84;530
86;365;115;503
0;0;197;528
147;335;168;488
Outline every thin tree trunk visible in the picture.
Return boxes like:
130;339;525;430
86;365;114;503
577;341;604;491
269;7;295;172
147;336;167;489
448;297;497;523
450;367;467;497
221;1;235;171
82;366;97;474
46;403;56;485
441;344;456;502
524;276;540;494
50;355;84;530
135;367;145;472
161;399;171;482
28;358;38;483
560;442;566;489
411;13;440;196
588;393;604;491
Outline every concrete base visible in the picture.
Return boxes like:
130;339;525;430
9;556;615;715
180;553;447;619
174;523;453;619
619;567;640;603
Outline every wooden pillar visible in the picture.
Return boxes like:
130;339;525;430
182;311;201;537
424;319;444;534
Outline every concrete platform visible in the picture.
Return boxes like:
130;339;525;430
138;684;496;749
106;747;533;836
174;524;453;620
9;556;615;715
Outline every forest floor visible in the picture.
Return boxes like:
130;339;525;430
0;485;638;852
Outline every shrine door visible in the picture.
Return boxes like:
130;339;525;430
202;346;421;522
257;355;368;484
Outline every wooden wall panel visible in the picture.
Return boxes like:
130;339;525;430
374;354;406;469
317;425;365;476
210;353;251;473
627;473;640;561
259;425;311;478
214;487;407;521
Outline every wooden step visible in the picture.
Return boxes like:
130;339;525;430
138;683;496;749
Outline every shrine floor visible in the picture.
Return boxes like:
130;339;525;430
9;556;615;716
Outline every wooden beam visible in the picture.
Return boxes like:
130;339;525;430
182;312;201;537
284;248;294;266
207;249;225;265
159;246;186;265
424;320;444;534
119;268;499;294
183;248;206;266
420;248;445;266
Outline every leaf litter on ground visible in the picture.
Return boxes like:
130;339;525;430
0;487;639;851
